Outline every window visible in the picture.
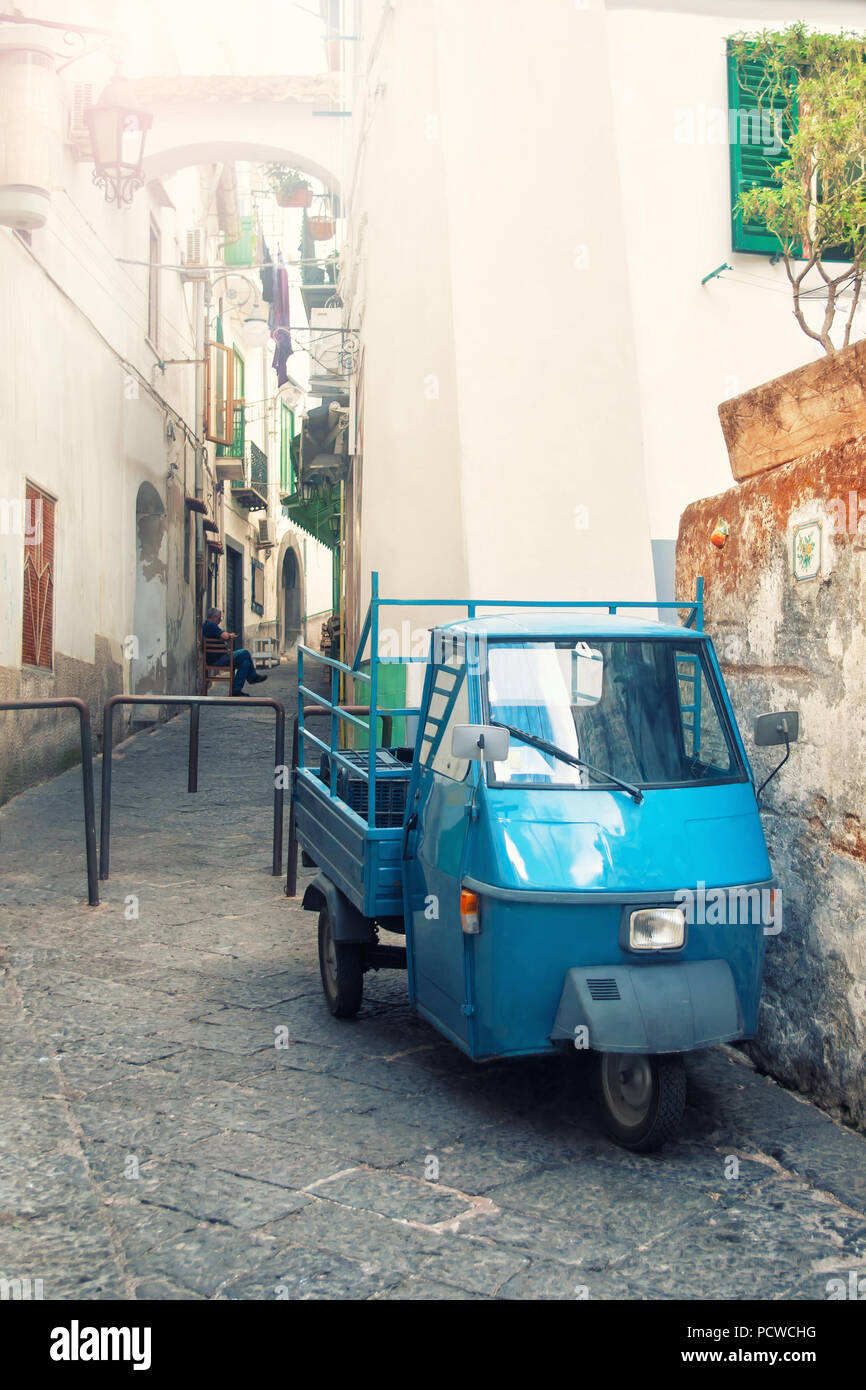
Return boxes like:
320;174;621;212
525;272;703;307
251;557;264;615
147;218;160;346
727;42;850;261
206;341;235;446
217;348;245;458
22;483;55;671
280;400;295;492
420;660;471;783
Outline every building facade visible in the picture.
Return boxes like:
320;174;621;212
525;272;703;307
0;4;334;800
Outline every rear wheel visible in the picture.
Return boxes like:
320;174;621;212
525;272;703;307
318;905;363;1018
595;1052;686;1152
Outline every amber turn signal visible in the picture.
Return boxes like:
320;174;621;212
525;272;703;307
460;889;481;935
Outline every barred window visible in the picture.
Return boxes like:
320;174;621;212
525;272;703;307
22;483;55;670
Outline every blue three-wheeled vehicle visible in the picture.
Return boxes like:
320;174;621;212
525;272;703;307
288;575;797;1151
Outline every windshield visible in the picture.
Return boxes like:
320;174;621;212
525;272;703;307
484;638;744;789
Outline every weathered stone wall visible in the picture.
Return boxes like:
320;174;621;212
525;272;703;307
0;638;123;803
719;339;866;483
677;434;866;1129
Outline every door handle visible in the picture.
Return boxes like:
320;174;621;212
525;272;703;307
401;811;418;860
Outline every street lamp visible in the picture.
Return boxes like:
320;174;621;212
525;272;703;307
84;101;152;206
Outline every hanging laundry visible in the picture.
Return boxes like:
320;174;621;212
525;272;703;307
259;231;275;303
270;264;292;386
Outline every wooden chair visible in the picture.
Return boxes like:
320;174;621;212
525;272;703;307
203;635;234;695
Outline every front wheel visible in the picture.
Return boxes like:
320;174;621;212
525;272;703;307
318;905;363;1019
595;1052;686;1152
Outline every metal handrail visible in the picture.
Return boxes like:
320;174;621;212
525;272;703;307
99;694;286;881
297;644;370;682
350;574;706;669
0;698;98;905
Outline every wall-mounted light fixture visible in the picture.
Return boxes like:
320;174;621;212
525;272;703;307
84;98;153;206
243;312;270;348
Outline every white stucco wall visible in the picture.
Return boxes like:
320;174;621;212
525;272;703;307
344;0;866;617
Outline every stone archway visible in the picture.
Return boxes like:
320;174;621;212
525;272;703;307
277;536;304;653
132;481;168;694
117;73;343;195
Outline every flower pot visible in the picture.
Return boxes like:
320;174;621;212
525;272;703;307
308;216;335;241
276;185;313;209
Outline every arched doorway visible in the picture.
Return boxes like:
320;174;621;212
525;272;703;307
131;482;167;694
282;546;301;648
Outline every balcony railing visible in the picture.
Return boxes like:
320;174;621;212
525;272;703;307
230;440;268;512
216;404;245;460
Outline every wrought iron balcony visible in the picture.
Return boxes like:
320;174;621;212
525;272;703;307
229;440;268;511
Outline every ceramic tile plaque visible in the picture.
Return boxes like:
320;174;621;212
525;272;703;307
793;519;822;582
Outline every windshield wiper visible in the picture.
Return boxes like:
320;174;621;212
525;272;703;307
490;720;644;804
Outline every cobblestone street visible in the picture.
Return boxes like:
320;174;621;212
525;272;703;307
1;663;865;1301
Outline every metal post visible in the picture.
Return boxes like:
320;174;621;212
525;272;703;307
99;695;285;881
272;701;285;876
188;704;200;793
99;698;114;880
369;571;379;830
76;702;99;906
0;697;99;905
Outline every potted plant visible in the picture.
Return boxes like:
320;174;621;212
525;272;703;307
307;194;336;241
265;165;313;208
308;212;336;241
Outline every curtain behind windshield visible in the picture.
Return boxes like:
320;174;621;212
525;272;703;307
486;640;737;788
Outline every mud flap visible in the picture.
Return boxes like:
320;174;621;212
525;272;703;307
550;959;742;1053
301;874;374;944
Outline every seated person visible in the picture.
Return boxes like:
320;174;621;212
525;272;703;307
202;608;267;697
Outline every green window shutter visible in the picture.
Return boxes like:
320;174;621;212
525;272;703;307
231;349;245;455
728;44;800;256
224;215;254;267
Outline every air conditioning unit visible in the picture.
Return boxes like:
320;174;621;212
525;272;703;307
257;517;276;548
67;83;95;157
182;229;209;280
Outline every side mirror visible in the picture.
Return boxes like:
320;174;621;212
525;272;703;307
753;710;799;805
451;724;509;762
754;711;799;747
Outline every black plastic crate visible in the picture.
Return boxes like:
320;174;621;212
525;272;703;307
319;748;410;827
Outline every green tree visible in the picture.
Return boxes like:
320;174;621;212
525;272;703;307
731;24;866;353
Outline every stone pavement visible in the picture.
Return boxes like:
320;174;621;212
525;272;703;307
1;661;865;1301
